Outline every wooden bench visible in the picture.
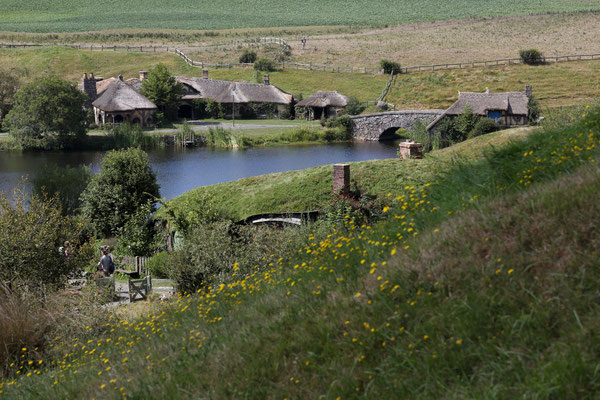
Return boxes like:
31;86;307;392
128;275;152;302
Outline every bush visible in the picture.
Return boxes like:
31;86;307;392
345;97;366;115
468;117;498;139
528;95;541;125
519;49;544;65
324;115;353;132
380;59;402;75
146;251;170;278
239;50;257;64
254;58;277;72
0;189;91;291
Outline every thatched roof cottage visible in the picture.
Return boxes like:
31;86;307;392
427;86;532;132
295;91;350;120
175;71;293;119
89;74;157;127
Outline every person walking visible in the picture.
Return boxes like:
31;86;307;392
98;247;115;277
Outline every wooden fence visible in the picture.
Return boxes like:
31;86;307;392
1;41;599;75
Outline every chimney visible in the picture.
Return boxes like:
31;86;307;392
333;164;350;196
118;74;124;81
264;74;270;85
139;71;148;81
525;85;533;98
202;69;209;79
90;72;95;80
82;72;97;103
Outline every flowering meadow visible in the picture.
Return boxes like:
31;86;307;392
1;107;600;398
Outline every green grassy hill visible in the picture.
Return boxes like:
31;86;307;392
2;105;599;398
1;1;599;33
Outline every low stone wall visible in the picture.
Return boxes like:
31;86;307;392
351;110;444;141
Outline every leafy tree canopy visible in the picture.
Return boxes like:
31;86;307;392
80;148;160;237
5;76;87;149
140;64;183;118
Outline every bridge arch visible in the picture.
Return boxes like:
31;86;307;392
351;110;444;141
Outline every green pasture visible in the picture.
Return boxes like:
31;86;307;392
1;0;599;32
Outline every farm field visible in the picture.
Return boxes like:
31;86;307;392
1;46;599;110
0;0;599;33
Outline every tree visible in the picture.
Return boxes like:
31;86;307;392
345;96;366;115
32;165;93;215
519;49;544;66
140;64;183;120
80;148;160;237
0;67;21;130
5;77;87;149
254;58;277;72
380;59;402;75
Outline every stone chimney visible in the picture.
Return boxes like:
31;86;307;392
525;84;533;98
333;164;350;195
82;72;97;104
118;74;124;81
139;71;148;81
202;69;209;79
264;74;270;85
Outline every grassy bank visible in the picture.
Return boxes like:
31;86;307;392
1;104;599;398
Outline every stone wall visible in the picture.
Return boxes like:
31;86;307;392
351;110;444;141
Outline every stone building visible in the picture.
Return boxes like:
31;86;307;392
175;71;293;119
427;86;532;132
295;91;350;120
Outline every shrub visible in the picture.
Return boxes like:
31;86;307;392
468;117;498;139
146;251;170;278
80;148;160;237
345;97;366;115
519;49;544;65
380;59;402;75
254;58;277;72
0;189;91;290
239;50;257;64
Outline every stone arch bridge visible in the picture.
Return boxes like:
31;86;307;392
351;110;444;141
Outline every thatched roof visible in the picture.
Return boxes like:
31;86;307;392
176;77;293;104
427;89;530;131
296;91;350;108
92;79;156;113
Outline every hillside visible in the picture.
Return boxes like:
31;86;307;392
1;1;599;33
2;46;599;110
2;105;598;398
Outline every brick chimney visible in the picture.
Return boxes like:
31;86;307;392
202;69;209;79
333;164;350;195
264;74;270;85
139;71;148;81
525;84;533;98
82;72;97;104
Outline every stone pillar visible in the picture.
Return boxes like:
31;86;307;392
398;140;423;159
333;164;350;195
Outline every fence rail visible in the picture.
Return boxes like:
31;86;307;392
1;41;599;75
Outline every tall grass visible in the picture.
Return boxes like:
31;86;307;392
103;124;164;150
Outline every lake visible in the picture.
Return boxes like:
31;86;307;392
0;141;400;200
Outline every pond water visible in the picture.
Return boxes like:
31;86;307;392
0;141;400;200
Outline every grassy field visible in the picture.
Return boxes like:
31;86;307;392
1;1;599;33
2;105;599;398
2;46;600;110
